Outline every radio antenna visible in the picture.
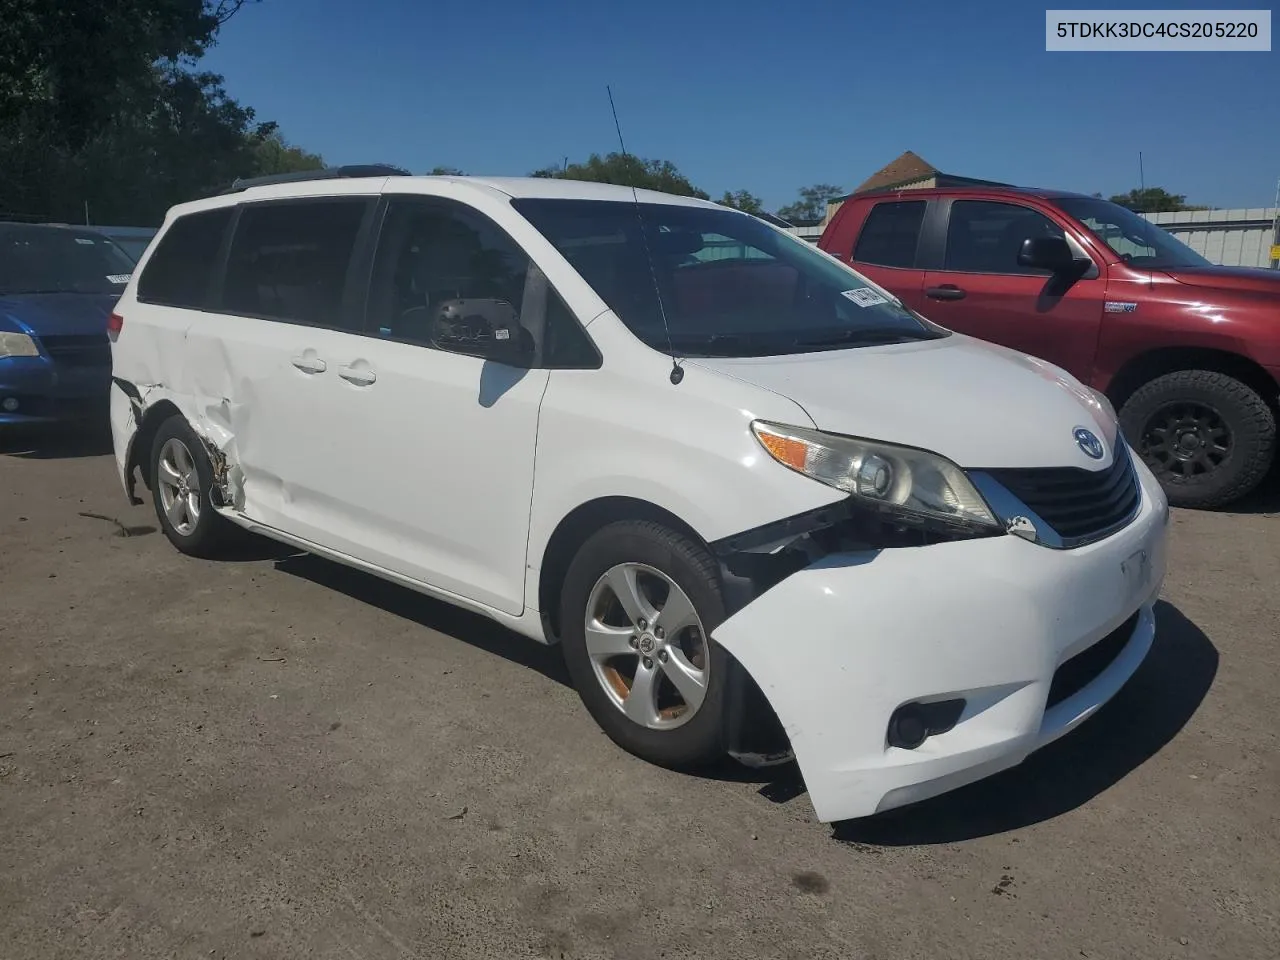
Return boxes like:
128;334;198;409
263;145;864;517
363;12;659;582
607;85;683;385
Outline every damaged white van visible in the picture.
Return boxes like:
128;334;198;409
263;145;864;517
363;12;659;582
109;168;1170;822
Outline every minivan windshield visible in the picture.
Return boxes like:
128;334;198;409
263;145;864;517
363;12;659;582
1054;197;1213;270
0;225;136;296
513;199;944;357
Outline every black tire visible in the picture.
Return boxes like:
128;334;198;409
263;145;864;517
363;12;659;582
1119;369;1276;509
149;414;237;558
559;520;732;769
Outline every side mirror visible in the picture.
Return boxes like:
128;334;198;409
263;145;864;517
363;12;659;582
432;299;534;366
1018;236;1084;273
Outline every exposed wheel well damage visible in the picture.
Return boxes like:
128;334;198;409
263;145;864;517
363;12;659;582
1105;347;1280;411
537;495;793;763
537;496;707;643
124;396;183;502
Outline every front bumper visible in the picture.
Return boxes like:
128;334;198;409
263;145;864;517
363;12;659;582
0;356;111;425
712;460;1169;822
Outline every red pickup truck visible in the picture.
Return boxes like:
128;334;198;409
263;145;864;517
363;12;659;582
819;187;1280;508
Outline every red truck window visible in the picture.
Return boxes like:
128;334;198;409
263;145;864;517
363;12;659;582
943;200;1065;275
853;200;926;268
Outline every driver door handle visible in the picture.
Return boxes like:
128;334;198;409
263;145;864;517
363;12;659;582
291;355;327;374
925;285;967;301
338;365;376;386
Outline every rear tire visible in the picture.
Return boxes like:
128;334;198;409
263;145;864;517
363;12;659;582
150;415;237;558
1119;369;1276;509
559;520;732;769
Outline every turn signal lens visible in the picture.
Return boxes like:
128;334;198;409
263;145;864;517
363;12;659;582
756;432;808;471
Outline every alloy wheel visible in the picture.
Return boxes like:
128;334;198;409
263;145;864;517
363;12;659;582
583;563;710;730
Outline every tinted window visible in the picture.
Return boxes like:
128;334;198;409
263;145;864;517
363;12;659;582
0;225;137;296
366;198;596;367
514;199;942;358
853;201;925;268
944;200;1066;274
137;209;232;307
221;200;366;328
1054;197;1212;269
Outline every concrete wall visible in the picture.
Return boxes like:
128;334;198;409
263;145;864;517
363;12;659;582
1142;208;1278;269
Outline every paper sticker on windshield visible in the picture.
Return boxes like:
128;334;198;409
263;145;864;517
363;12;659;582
841;287;888;308
106;274;131;284
74;237;96;245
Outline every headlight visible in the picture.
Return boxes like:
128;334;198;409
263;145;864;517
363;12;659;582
751;421;1000;532
0;332;39;358
1088;388;1118;424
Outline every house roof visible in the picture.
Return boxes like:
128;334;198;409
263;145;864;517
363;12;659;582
851;150;939;195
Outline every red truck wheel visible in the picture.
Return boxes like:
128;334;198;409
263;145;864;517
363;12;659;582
1120;370;1276;509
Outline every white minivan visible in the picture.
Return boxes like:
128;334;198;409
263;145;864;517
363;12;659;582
108;168;1169;823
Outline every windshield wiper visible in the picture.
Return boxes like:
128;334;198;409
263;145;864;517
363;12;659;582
792;327;939;348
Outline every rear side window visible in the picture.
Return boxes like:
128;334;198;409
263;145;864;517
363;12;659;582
853;201;926;268
221;200;367;328
136;208;233;308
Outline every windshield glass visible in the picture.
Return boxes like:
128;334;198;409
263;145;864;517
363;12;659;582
1054;197;1212;269
512;199;944;357
0;225;136;295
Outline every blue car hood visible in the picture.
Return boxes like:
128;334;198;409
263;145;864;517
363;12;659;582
0;293;119;337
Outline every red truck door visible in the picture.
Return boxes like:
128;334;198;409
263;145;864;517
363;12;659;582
835;197;929;311
918;198;1107;382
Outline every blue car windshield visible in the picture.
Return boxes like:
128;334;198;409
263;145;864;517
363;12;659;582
513;199;944;357
0;225;136;296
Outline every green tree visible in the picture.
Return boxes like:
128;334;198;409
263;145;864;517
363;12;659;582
531;152;710;199
0;1;335;225
428;166;465;175
1108;187;1206;213
252;128;324;176
0;1;254;149
777;183;845;223
718;190;763;214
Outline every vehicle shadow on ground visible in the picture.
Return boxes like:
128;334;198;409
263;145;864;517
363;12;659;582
829;601;1216;846
272;552;573;687
0;422;113;459
274;549;786;785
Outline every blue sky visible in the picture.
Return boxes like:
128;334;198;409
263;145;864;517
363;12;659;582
202;0;1279;212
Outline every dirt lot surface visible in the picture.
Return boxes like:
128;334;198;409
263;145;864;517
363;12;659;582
2;428;1278;960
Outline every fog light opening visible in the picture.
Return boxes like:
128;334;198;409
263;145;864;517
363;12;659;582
1;397;18;413
887;698;966;750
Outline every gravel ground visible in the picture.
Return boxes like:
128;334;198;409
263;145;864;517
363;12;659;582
2;427;1278;960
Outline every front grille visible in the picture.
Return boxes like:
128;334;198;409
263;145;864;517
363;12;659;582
985;444;1140;546
1046;611;1140;708
39;334;112;367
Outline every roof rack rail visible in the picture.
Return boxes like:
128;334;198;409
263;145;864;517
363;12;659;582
217;164;412;196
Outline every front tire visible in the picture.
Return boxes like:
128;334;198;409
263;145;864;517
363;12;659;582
1119;370;1276;509
150;415;236;558
559;520;732;769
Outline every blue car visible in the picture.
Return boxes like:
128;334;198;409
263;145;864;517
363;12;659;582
0;222;135;427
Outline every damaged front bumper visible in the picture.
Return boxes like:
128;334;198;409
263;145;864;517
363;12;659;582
711;463;1169;823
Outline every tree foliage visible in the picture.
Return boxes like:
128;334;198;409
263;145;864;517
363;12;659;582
717;190;764;214
428;166;466;176
1108;187;1206;213
777;183;845;223
531;152;710;199
0;0;334;226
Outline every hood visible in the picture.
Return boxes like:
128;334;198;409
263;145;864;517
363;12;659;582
688;334;1119;470
1163;265;1280;296
0;292;119;337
